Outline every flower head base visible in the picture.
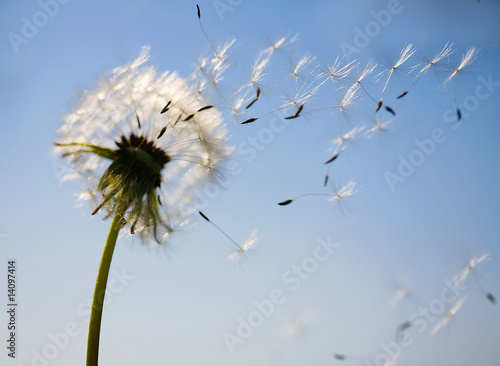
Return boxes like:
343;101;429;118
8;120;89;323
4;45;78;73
55;46;232;245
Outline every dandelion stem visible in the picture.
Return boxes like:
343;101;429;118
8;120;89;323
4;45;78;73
86;202;126;366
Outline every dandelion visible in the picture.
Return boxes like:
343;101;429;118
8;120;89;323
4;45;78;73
431;297;466;335
54;47;232;366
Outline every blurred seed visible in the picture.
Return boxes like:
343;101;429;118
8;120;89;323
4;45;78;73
333;354;346;360
375;100;382;112
487;293;496;305
324;153;339;164
278;199;293;206
323;175;329;187
457;107;462;120
385;106;396;115
157;195;163;206
397;91;408;99
136;114;141;129
196;4;201;18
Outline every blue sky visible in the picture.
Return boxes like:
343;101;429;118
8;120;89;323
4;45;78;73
1;0;500;365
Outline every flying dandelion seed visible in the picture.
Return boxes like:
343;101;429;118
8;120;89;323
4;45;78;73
442;47;478;121
398;43;454;98
278;180;357;214
431;297;466;335
451;253;496;305
376;44;416;108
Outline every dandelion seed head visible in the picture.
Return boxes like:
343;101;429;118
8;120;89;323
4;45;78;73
55;47;232;245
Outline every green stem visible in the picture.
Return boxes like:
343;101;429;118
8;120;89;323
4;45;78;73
86;206;125;366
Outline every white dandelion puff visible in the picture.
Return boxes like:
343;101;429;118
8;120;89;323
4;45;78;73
55;46;232;245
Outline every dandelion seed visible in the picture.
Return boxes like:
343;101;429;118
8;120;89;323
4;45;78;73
160;101;171;114
284;103;304;119
333;353;346;360
457;107;462;120
241;117;258;124
323;174;329;187
451;253;490;288
198;211;244;251
385;106;396;115
431;297;466;335
399;43;454;98
397;91;408;99
136;114;141;129
486;293;496;305
198;105;214;112
376;44;416;106
157;126;167;139
324;153;339;164
278;180;357;211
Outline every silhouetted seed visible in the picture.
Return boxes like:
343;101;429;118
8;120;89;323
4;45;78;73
157;126;167;139
385;106;396;115
136;114;141;129
199;211;210;222
130;224;135;234
486;293;496;305
397;91;408;99
324;153;339;164
184;114;195;121
245;98;258;109
375;100;383;112
323;175;329;187
198;105;214;112
196;4;201;19
278;199;293;206
333;354;346;360
160;101;171;114
245;88;261;109
457;107;462;121
284;104;304;119
157;195;162;206
241;117;258;124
